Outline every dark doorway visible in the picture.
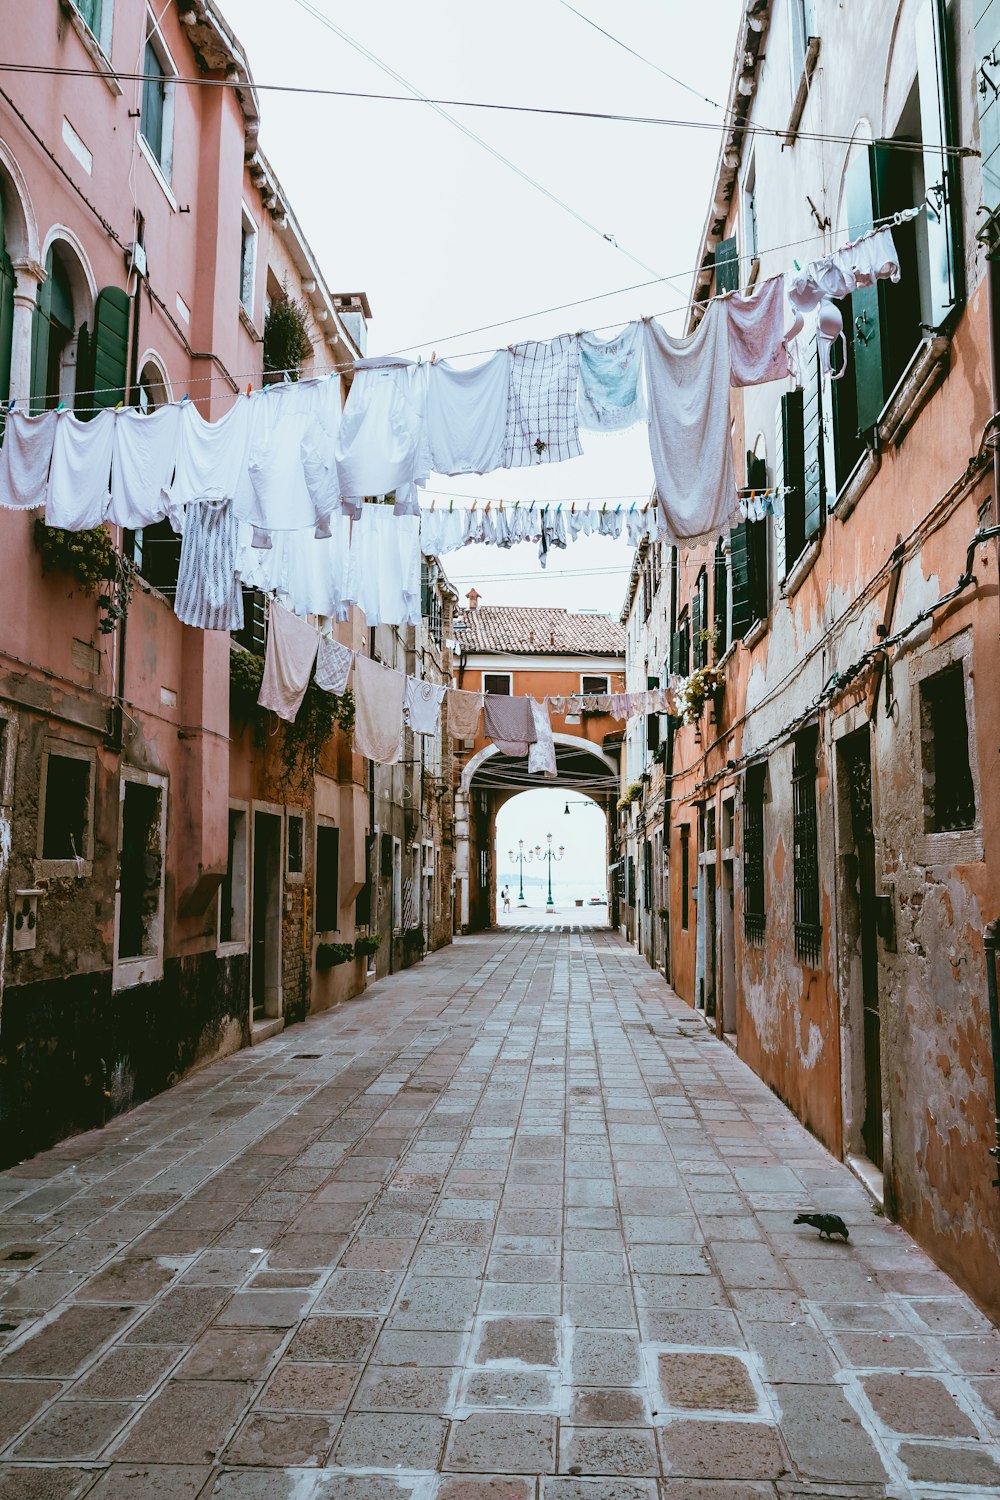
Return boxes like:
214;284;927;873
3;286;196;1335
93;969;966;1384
842;731;883;1170
252;810;282;1021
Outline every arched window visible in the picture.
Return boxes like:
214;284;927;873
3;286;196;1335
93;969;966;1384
0;189;14;409
30;243;87;413
137;358;169;412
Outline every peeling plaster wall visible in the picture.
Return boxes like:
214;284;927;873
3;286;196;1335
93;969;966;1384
642;0;1000;1317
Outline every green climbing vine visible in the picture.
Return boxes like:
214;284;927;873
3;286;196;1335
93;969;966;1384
33;521;137;635
229;646;355;790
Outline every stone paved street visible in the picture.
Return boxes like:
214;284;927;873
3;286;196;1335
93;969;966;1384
1;926;998;1500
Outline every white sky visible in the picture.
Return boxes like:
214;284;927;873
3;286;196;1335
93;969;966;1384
228;0;743;619
495;788;608;905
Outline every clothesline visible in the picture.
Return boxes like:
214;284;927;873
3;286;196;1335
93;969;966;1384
258;600;673;772
0;208;921;411
0;218;914;615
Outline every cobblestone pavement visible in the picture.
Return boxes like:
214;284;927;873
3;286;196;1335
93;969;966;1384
1;927;999;1500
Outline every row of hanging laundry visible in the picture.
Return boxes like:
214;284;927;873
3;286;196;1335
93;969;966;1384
261;600;682;768
418;497;662;564
0;218;912;552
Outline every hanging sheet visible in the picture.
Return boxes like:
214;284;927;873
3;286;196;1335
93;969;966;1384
0;410;57;511
174;497;243;631
353;653;405;764
644;303;737;547
257;600;320;722
501;335;582;468
335;357;428;503
424;351;511;476
108;404;181;529
46;409;114;531
726;277;791;388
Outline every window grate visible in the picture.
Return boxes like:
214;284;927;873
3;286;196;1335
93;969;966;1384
742;763;766;945
792;729;822;965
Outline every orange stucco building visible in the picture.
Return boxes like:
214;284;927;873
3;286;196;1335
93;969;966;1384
454;595;625;931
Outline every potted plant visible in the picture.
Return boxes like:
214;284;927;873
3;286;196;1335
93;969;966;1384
354;934;381;959
403;926;425;957
316;941;354;971
677;664;725;725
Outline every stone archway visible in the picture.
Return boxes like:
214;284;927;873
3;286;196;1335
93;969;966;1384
455;732;621;933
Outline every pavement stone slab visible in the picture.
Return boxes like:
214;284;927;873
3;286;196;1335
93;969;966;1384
0;924;995;1500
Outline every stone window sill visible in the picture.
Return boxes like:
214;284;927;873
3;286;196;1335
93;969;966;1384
831;447;880;523
743;616;768;650
239;304;261;342
33;858;93;881
877;335;951;448
919;827;983;870
113;955;164;992
783;535;822;598
63;2;122;95
137;135;178;212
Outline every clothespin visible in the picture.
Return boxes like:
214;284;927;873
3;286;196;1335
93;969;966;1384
571;501;575;514
6;398;14;413
55;401;66;413
246;383;252;397
181;392;190;404
115;400;124;410
430;351;437;364
601;502;607;514
615;503;622;514
629;501;636;514
449;497;454;514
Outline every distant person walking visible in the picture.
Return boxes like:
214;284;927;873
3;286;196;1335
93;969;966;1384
501;885;511;914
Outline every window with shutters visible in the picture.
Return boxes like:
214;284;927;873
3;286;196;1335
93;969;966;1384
713;539;729;658
642;556;653;620
977;0;1000;234
742;763;766;945
240;210;257;317
670;610;690;678
713;235;740;296
643;839;653;910
71;0;113;55
919;663;976;832
646;675;660;755
219;806;248;948
732;453;769;637
232;589;266;655
484;673;512;696
781;382;824;578
792;728;822;966
140;25;176;182
692;570;708;667
832;3;961;480
30;246;83;412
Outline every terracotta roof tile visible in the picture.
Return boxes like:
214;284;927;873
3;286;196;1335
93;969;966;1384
459;605;625;656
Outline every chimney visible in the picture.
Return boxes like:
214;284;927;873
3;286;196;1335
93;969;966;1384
465;588;480;611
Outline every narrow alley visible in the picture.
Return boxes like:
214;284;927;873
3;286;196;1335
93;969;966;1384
0;927;997;1500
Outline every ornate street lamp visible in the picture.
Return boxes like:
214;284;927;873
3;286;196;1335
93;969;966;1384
507;838;536;907
537;832;565;909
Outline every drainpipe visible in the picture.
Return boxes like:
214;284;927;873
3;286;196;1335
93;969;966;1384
984;922;1000;1190
109;286;142;751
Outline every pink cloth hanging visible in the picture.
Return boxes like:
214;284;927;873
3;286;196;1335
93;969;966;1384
257;601;319;723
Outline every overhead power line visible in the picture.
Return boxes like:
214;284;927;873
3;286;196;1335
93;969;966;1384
0;65;976;158
553;0;724;112
286;0;664;279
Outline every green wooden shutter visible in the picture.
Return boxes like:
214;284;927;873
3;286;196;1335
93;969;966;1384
90;286;130;412
76;323;93;417
142;41;166;165
713;540;728;657
802;339;825;544
730;522;751;641
976;0;1000;220
77;0;102;35
691;584;703;669
746;453;768;622
845;149;886;430
29;277;52;414
714;234;740;294
781;389;806;574
917;0;962;326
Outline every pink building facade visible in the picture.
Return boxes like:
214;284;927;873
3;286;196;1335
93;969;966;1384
0;0;373;1162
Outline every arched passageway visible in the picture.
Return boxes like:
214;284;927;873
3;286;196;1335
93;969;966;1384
455;732;620;933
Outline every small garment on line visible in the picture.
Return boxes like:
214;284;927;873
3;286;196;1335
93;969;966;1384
174;497;244;630
726;276;791;388
405;677;446;735
353;653;405;765
527;698;557;776
46;408;114;531
0;410;57;511
314;635;353;695
257;600;319;722
447;687;484;741
484;695;538;758
170;394;252;510
548;695;567;715
108;404;181;528
424;351;511;475
420;506;465;557
538;506;567;568
502;335;582;468
577;323;646;431
644;302;737;548
335;358;428;503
